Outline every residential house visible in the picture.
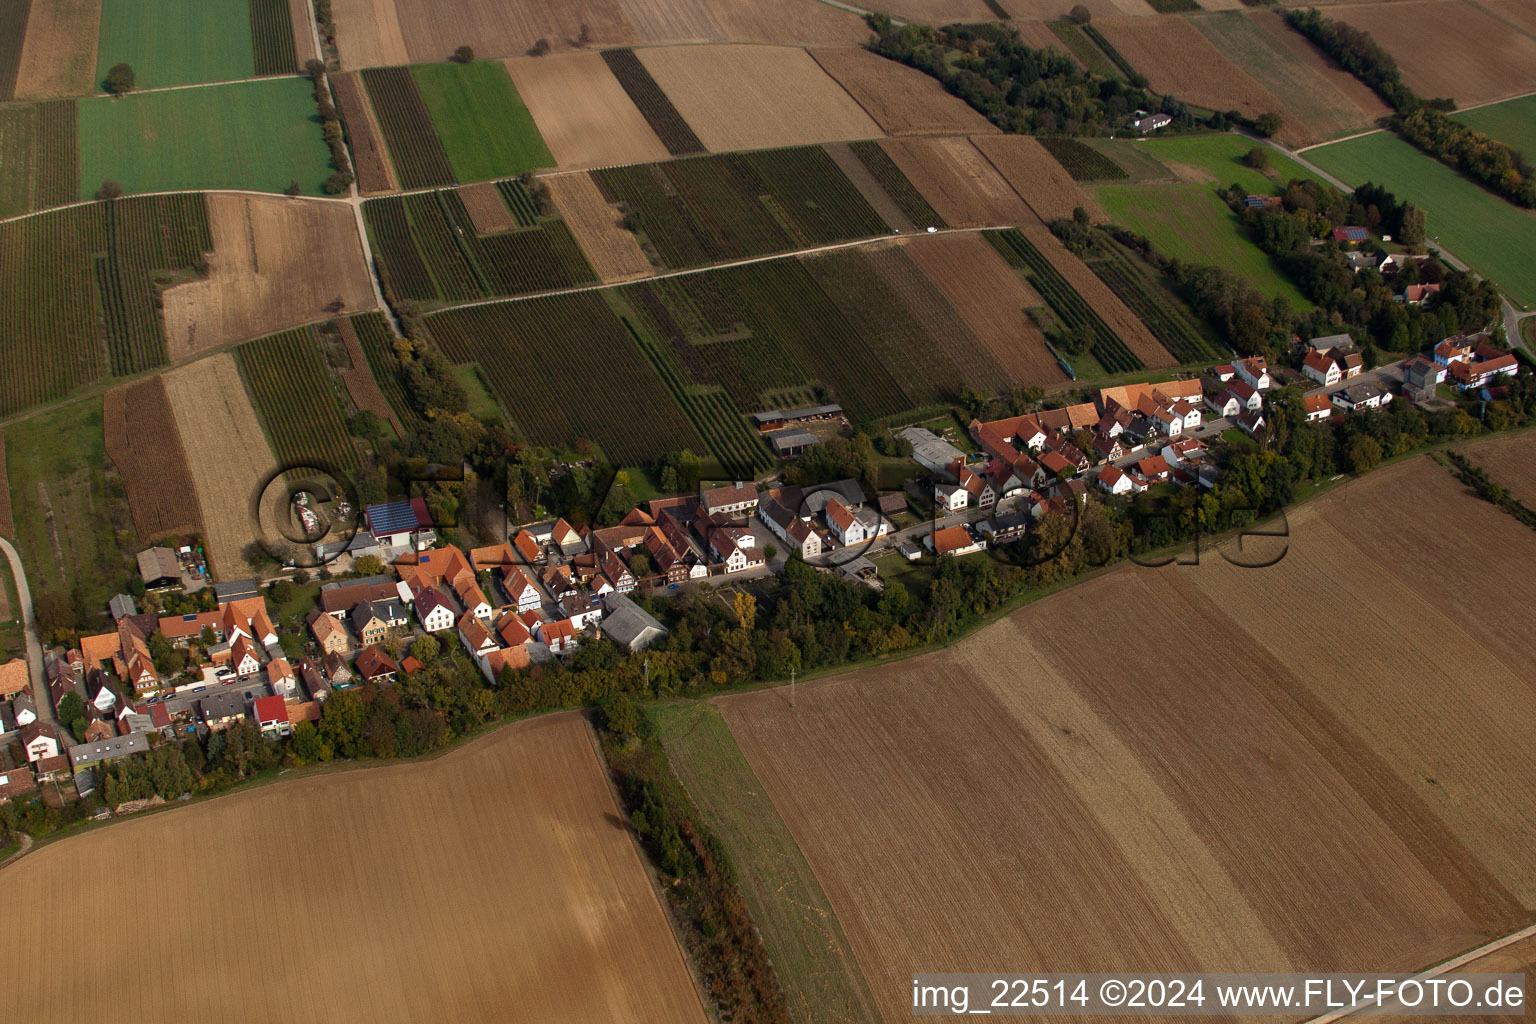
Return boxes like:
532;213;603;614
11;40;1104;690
1211;364;1236;383
299;660;329;702
1205;390;1242;418
1302;350;1342;387
711;534;751;573
12;693;36;727
318;576;406;619
396;544;476;594
81;716;113;744
559;594;603;630
230;636;262;677
501;568;544;614
69;732;150;770
700;481;759;517
955;461;996;507
824;497;868;546
1331;382;1393;411
539;618;580;655
1130;111;1172;132
253;695;291;738
934;478;970;512
1038;450;1076;479
1237;409;1267;436
1331;349;1364;379
541;563;578;600
1434;336;1476;366
1092;432;1125;463
511;529;543;564
756;494;823;561
1399;283;1441;305
200;691;250;732
266;659;297;699
323;652;353;688
478;645;530;685
1450;353;1518;391
1135;455;1171;484
1098;464;1138;495
1402;357;1442;402
1162;437;1208;468
349;602;391;647
457;613;498;660
977;513;1030;545
1171;401;1202;432
1234;358;1271;391
87;672;118;714
602;552;637;593
1304;332;1353;354
308;610;349;654
1228;379;1263;412
21;721;60;762
0;659;28;700
353;646;399;685
926;526;985;557
550;518;585;555
415;586;457;633
455;579;493;621
0;769;37;805
1302;394;1333;422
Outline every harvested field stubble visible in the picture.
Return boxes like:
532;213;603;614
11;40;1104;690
329;0;407;68
507;51;670;168
13;0;100;100
456;182;516;235
971;133;1105;223
2;714;711;1024
879;137;1034;227
0;430;12;536
807;46;997;136
1457;433;1536;507
903;233;1062;385
546;172;654;281
162;194;376;361
636;44;882;152
336;317;400;431
102;378;203;540
395;0;633;64
331;71;396;193
720;456;1536;1024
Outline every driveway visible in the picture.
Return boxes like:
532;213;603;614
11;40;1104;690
0;537;49;722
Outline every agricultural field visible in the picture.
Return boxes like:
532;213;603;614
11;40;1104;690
635;44;883;152
456;182;517;235
1046;19;1122;79
102;377;204;541
76;77;334;197
1454;433;1536;507
0;106;34;217
879;136;1034;227
1195;9;1391;143
364;190;596;305
0;97;86;214
718;454;1536;1024
427;292;703;465
333;316;401;433
506;51;671;168
902;233;1063;385
845;141;947;229
0;0;30;100
0;194;211;417
654;702;879;1024
12;0;100;100
162;193;376;362
331;71;396;193
1453;94;1536;161
807;46;997;137
1093;16;1302;145
546;172;655;282
1123;133;1321;193
601;48;704;157
5;397;138;633
94;0;255;89
360;66;455;189
3;714;711;1024
1081;234;1226;365
1097;183;1314;308
411;60;553;183
1328;0;1536;108
237;328;361;472
1307;132;1536;307
1038;137;1131;183
971;133;1106;223
591;146;889;270
350;311;422;430
162;353;279;577
1010;0;1155;15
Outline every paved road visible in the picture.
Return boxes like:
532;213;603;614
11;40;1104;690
1501;296;1532;353
0;537;49;723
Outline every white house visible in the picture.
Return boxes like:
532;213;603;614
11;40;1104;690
1228;379;1263;412
1301;350;1341;387
700;481;759;517
1302;394;1332;422
457;613;499;660
933;481;969;513
21;721;60;762
415;587;457;633
505;571;543;614
1332;382;1393;411
825;497;868;546
455;580;493;622
1171;401;1202;431
1150;405;1183;437
1205;390;1242;418
1098;464;1138;495
1234;357;1271;391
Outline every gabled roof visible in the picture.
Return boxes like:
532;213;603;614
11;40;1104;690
253;695;289;725
825;496;857;531
1137;455;1170;477
469;543;517;571
1228;378;1258;401
931;526;976;555
1302;393;1332;415
365;499;430;535
512;530;540;562
458;613;494;651
353;646;398;679
1302;350;1336;374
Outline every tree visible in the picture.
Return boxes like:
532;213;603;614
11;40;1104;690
412;635;440;663
353;554;383;577
305;58;326;80
1068;4;1091;23
1399;203;1427;246
104;63;135;95
284;180;301;197
148;745;193;799
453;45;475;63
57;692;86;742
1253;112;1283;137
322;171;354;195
97;180;123;201
529;37;551;56
597;692;641;740
1243;146;1270;170
1346;434;1382;474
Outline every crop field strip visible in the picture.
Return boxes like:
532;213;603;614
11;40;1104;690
236;327;361;472
361;66;456;189
350;311;423;430
1082;235;1223;365
1039;137;1128;182
988;229;1144;374
427;293;704;466
847;141;947;229
363;191;596;305
102;376;204;540
249;0;299;76
331;71;394;193
601;48;705;156
97;192;213;376
36;99;77;209
0;105;34;217
0;0;28;101
591;146;890;270
411;60;553;184
1046;20;1122;80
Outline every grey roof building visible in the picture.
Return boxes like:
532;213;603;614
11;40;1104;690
137;547;181;589
68;731;150;768
214;579;260;603
600;593;669;652
900;427;966;475
109;594;138;621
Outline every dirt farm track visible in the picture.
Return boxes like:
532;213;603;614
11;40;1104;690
720;451;1536;1024
0;714;708;1024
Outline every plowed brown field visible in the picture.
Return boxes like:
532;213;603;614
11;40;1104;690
1002;0;1155;16
103;378;203;541
1329;0;1536;107
288;0;319;65
904;233;1062;385
880;137;1035;227
1095;16;1304;145
162;194;376;361
702;0;867;45
808;47;996;136
332;71;395;193
337;317;401;431
394;0;633;64
1245;9;1392;129
506;50;670;167
13;0;100;99
721;453;1536;1024
1453;432;1536;510
457;182;516;234
546;172;654;281
637;44;882;151
1;714;710;1024
971;133;1105;223
1021;223;1174;368
162;354;277;578
330;0;409;68
1484;0;1536;39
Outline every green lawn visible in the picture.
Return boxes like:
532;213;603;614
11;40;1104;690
77;78;334;198
1096;182;1313;309
7;397;136;636
1453;95;1536;158
1308;131;1536;308
1125;133;1323;194
95;0;254;90
652;701;881;1024
411;61;553;183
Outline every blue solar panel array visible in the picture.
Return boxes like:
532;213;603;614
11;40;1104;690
366;500;420;535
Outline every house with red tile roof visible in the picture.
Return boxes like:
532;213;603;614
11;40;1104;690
353;646;398;684
926;525;984;557
253;695;291;738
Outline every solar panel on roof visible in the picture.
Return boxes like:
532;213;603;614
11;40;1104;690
366;500;420;534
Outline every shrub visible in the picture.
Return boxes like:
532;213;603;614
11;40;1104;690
104;63;135;95
453;45;474;63
1068;4;1092;23
1253;112;1283;137
1243;146;1270;170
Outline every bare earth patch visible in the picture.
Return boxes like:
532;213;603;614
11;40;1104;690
161;354;277;578
102;377;204;541
162;194;376;362
457;182;517;235
1454;432;1536;508
808;46;997;136
903;232;1064;385
337;317;401;432
288;0;319;66
506;51;671;168
545;172;654;282
879;136;1035;227
2;714;711;1024
330;0;409;68
971;133;1106;223
14;0;101;100
636;44;883;152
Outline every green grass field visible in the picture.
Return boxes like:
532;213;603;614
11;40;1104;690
1453;94;1536;158
411;61;553;183
1308;131;1536;308
1097;182;1313;309
77;78;334;198
95;0;255;90
653;701;880;1024
1126;133;1323;193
